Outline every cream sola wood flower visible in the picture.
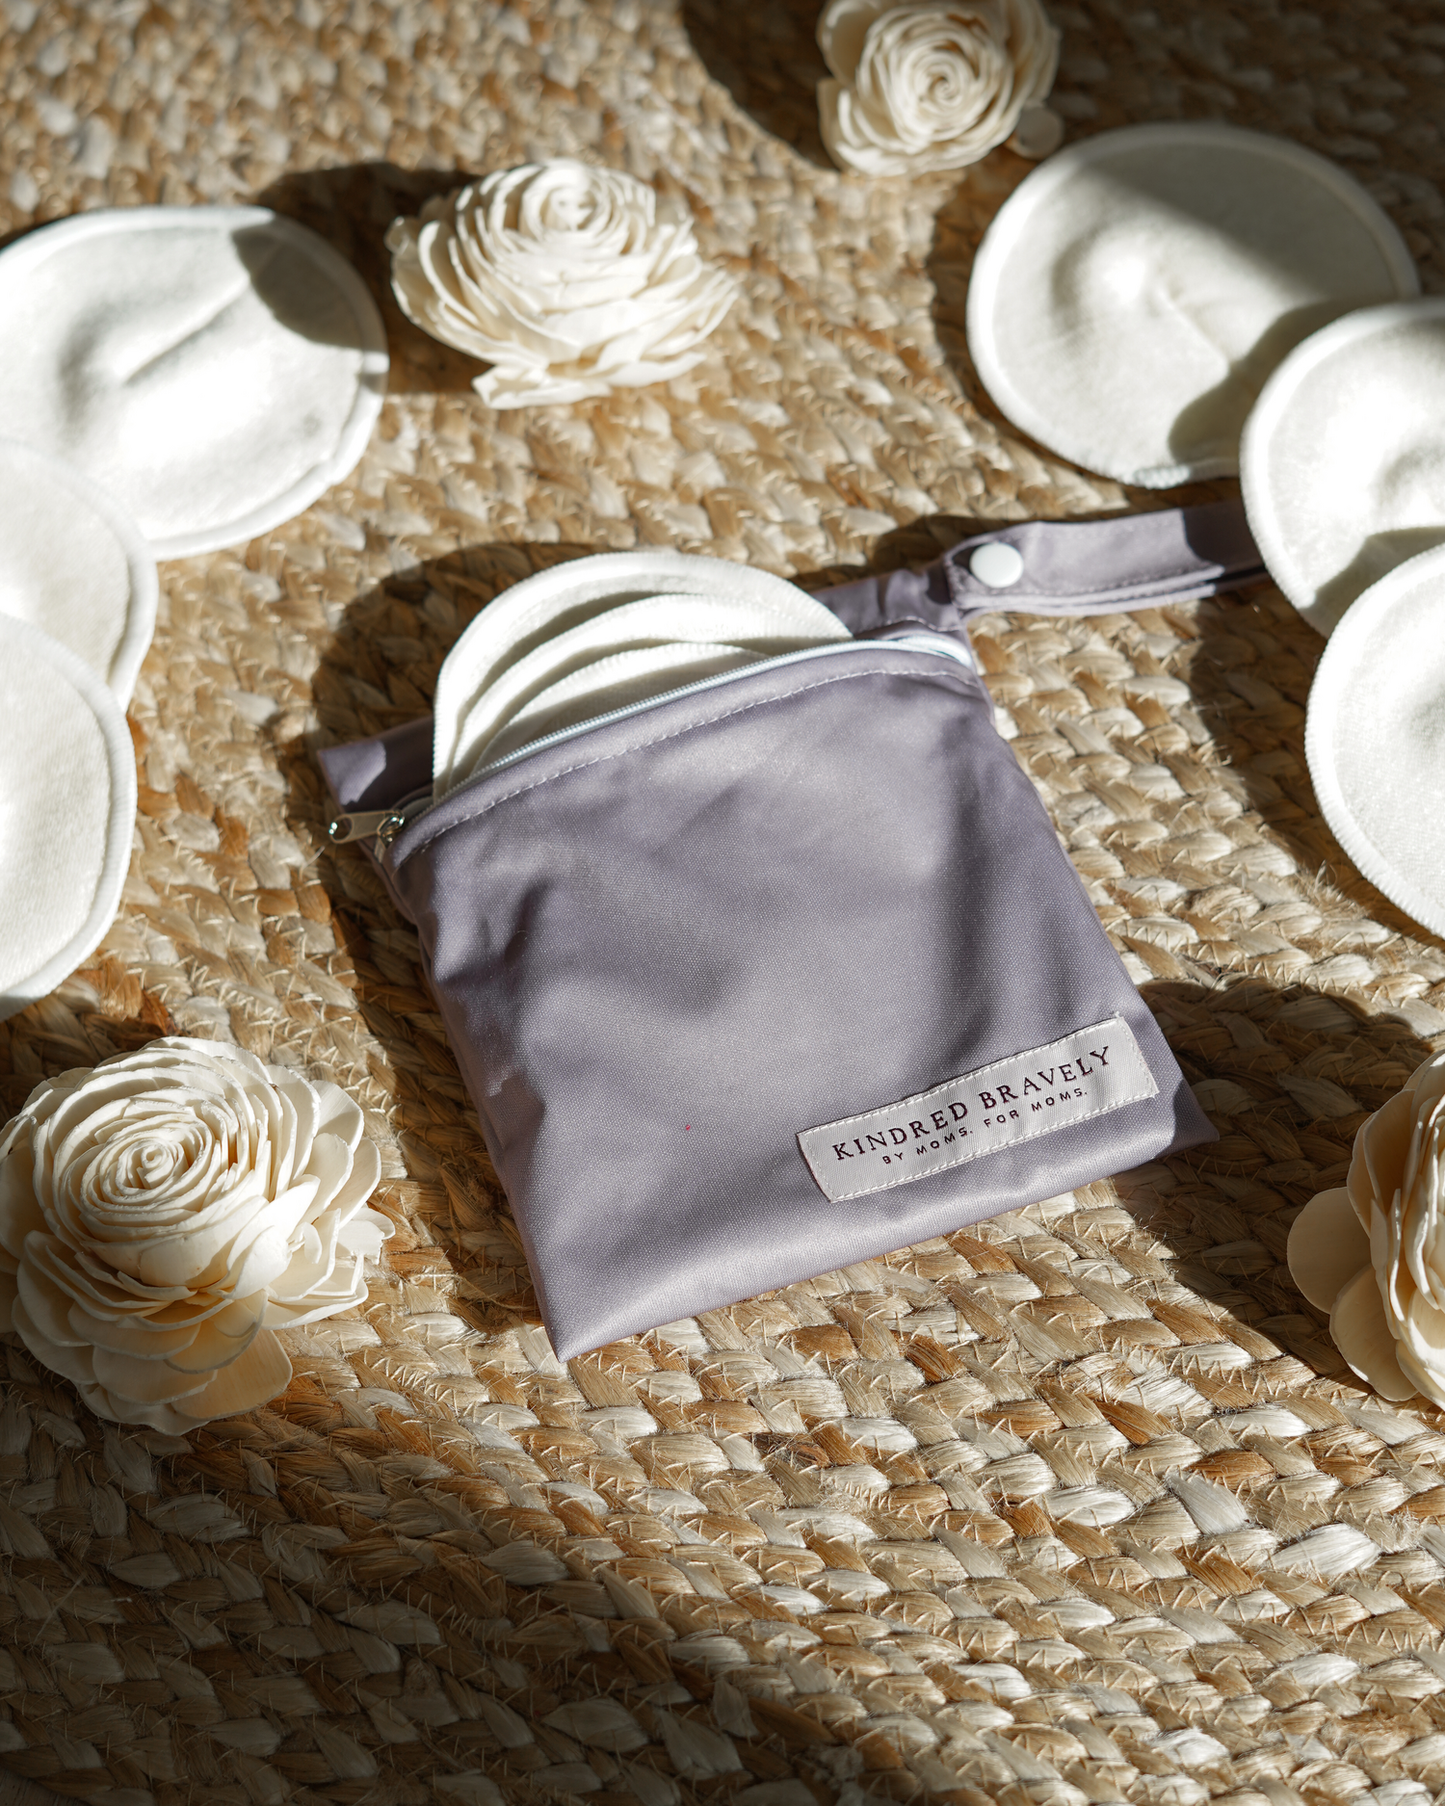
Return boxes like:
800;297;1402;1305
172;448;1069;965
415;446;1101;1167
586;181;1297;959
817;0;1061;177
0;1038;392;1432
386;160;739;408
1289;1050;1445;1405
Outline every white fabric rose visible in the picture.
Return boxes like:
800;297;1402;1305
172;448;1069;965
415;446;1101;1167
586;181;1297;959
386;161;739;409
0;1038;392;1432
1289;1050;1445;1405
817;0;1060;178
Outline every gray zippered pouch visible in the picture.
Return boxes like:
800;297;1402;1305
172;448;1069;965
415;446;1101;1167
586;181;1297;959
320;503;1259;1358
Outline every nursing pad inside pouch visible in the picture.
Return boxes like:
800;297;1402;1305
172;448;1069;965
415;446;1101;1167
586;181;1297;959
0;207;388;558
0;439;156;703
1307;546;1445;941
470;641;765;769
432;551;850;796
0;617;137;1021
1242;299;1445;635
966;123;1417;487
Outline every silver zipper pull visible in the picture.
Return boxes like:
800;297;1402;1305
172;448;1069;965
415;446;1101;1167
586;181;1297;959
328;808;401;845
330;796;429;848
375;809;414;848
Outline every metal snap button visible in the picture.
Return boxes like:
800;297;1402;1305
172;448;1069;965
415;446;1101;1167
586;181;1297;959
968;542;1025;588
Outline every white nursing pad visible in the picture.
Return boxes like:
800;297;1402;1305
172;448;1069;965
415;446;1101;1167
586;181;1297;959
433;551;849;795
1242;299;1445;636
470;642;759;769
0;617;137;1020
0;207;388;558
966;123;1417;488
447;594;848;788
0;439;157;703
1307;547;1445;939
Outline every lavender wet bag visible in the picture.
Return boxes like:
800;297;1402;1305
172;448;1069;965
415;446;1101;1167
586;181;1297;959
322;514;1254;1357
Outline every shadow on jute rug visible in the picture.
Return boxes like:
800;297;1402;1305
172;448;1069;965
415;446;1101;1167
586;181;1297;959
4;2;1445;1803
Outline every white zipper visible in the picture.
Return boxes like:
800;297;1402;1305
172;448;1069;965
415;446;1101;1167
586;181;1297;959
330;634;976;851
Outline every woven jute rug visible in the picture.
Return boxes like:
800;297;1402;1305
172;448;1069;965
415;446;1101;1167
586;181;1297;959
5;4;1445;1805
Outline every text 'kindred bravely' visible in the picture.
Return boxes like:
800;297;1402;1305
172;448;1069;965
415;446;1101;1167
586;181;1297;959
796;1016;1158;1203
828;1044;1116;1167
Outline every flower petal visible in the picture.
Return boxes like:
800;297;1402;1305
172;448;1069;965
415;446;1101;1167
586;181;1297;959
1330;1265;1416;1401
16;1246;90;1347
1397;1288;1445;1408
225;1221;299;1299
817;0;886;81
312;1079;365;1152
1353;1089;1413;1223
1288;1187;1371;1312
91;1344;215;1404
339;1203;392;1261
0;1135;44;1264
328;1137;382;1225
269;1217;341;1306
12;1296;99;1395
164;1300;264;1375
171;1328;292;1424
264;1253;367;1327
68;1300;200;1360
301;1133;354;1224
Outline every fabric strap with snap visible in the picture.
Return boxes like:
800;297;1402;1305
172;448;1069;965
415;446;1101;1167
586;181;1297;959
817;497;1268;637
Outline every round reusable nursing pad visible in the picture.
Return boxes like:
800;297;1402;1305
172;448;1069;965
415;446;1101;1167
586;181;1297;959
0;439;157;703
0;617;137;1021
1306;546;1445;940
432;551;850;795
966;123;1418;488
0;207;388;558
1242;299;1445;636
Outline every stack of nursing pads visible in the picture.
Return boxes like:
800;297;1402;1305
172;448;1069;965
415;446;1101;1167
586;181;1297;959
0;206;389;1018
431;552;852;801
0;440;151;1019
967;120;1445;944
1245;302;1445;938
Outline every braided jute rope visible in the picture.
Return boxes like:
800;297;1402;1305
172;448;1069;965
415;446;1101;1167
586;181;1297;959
4;3;1445;1804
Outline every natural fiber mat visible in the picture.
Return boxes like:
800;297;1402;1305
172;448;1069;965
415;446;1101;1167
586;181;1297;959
5;4;1445;1805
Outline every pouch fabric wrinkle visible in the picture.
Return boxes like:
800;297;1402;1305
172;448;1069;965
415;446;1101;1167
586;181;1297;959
321;511;1238;1358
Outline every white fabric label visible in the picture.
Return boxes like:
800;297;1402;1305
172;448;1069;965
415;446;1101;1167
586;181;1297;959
797;1015;1157;1202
